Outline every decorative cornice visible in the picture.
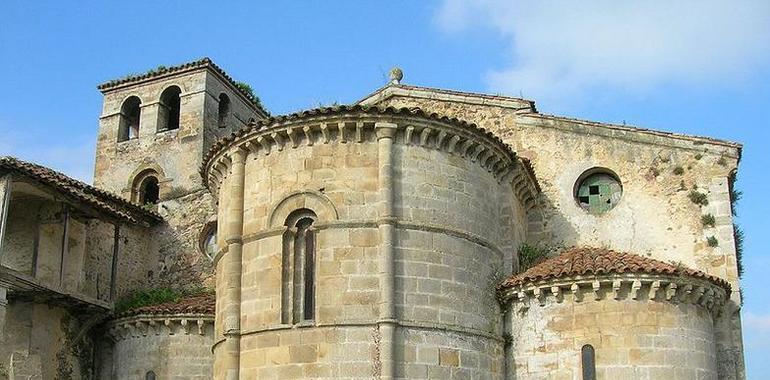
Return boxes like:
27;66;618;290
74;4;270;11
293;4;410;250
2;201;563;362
106;314;214;342
499;273;728;316
202;106;539;203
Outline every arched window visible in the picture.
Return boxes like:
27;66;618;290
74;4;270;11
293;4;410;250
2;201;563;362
118;96;141;141
199;221;218;260
581;344;596;380
138;176;160;205
281;209;317;324
145;371;156;380
158;86;181;132
217;93;230;128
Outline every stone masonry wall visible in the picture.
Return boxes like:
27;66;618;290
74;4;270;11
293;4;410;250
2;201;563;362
373;94;745;377
2;301;96;380
106;316;214;379
209;114;528;378
506;283;719;379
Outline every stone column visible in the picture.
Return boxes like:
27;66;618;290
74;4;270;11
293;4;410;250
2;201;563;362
221;148;246;380
0;174;12;263
375;122;398;379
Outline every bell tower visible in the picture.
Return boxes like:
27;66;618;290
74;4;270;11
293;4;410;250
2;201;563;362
93;58;268;203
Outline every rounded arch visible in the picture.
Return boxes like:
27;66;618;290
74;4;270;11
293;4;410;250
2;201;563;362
127;164;167;204
157;85;182;131
268;190;338;228
217;93;231;128
118;96;142;142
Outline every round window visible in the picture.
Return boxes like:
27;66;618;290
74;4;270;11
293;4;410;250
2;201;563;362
575;169;622;214
199;222;218;260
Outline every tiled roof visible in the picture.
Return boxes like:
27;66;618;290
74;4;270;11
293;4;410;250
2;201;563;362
118;293;215;317
96;57;269;116
499;247;731;291
201;104;530;184
0;156;161;225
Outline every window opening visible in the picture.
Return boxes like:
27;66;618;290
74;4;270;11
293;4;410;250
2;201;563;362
575;169;622;214
118;96;141;141
158;86;181;131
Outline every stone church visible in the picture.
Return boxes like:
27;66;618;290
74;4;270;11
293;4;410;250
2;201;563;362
0;58;745;379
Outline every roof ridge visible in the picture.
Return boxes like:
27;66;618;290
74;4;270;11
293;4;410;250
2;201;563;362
0;156;161;223
96;57;268;115
499;246;730;291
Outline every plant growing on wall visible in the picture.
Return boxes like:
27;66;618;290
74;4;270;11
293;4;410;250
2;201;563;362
688;190;709;206
114;287;213;314
518;244;550;272
701;214;716;228
707;236;719;247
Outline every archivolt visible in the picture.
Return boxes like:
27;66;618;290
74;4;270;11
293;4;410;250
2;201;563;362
267;190;338;228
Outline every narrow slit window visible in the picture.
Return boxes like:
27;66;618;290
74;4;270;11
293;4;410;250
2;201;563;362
581;344;596;380
218;93;231;128
282;209;317;324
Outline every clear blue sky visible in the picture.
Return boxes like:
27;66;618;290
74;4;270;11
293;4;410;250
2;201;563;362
1;1;768;377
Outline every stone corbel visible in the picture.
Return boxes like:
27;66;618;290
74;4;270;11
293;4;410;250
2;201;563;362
197;319;206;335
446;135;460;153
271;132;285;151
650;281;662;300
181;319;191;335
339;122;349;143
165;318;174;335
571;283;582;302
459;139;474;157
612;280;622;300
355;122;364;143
245;140;260;156
287;127;299;148
679;284;693;304
534;287;546;306
404;126;414;145
419;127;432;147
592;281;601;300
303;126;314;146
320;124;330;144
257;136;270;155
436;130;448;150
551;286;562;303
519;290;530;311
665;283;678;301
631;280;642;300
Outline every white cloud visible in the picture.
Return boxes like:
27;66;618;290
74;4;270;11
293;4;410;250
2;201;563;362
436;0;770;105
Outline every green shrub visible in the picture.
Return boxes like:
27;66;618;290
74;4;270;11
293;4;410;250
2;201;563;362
688;190;709;206
114;287;212;314
518;244;550;272
734;225;744;277
673;166;684;175
701;214;716;228
706;236;719;247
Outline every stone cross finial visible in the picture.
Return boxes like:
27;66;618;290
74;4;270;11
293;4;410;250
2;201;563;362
389;67;403;84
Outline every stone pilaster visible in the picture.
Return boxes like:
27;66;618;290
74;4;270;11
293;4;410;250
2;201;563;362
0;174;12;261
375;122;397;380
221;148;246;380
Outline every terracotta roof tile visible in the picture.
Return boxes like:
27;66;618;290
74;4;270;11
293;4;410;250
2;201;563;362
97;57;268;116
0;156;161;225
118;293;215;317
499;247;731;291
